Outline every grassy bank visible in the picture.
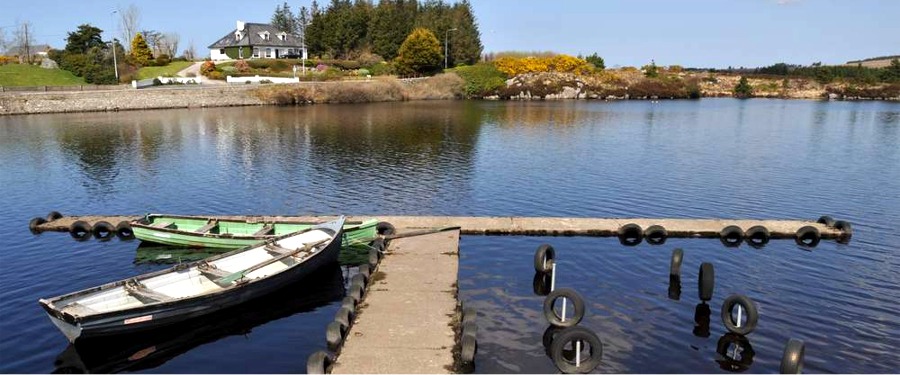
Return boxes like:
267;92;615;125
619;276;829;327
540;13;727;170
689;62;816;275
136;61;195;79
0;64;85;86
254;74;463;105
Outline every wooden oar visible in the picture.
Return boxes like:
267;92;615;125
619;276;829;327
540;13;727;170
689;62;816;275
216;237;330;285
383;226;461;240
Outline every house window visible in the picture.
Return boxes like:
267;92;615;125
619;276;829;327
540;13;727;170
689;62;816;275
260;31;270;41
219;49;225;54
253;48;259;58
265;48;271;58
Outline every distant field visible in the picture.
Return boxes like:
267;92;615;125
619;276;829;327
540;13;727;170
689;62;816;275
844;56;899;68
0;64;85;86
137;61;194;79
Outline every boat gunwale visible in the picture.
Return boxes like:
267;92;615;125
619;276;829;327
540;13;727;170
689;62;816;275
130;214;374;241
40;218;346;325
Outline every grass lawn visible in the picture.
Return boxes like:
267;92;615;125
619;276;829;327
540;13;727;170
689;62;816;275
0;64;85;86
137;61;194;79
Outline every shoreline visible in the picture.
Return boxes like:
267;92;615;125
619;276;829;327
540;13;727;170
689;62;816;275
2;80;897;116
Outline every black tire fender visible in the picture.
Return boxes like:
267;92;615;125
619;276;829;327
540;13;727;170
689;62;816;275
358;264;371;279
341;296;356;312
116;221;135;240
794;226;820;248
92;221;115;241
29;217;47;233
462;306;477;325
644;225;667;245
834;220;852;243
376;221;395;236
617;223;643;246
351;273;367;288
670;248;684;276
816;215;835;227
698;262;715;301
46;211;63;222
367;248;379;269
780;339;805;374
306;350;335;374
460;332;477;364
462;320;477;338
721;294;759;335
543;288;586;327
69;221;92;241
534;244;555;273
326;320;345;351
549;326;603;374
349;282;364;303
335;306;354;328
745;225;770;248
719;225;744;248
533;272;552;296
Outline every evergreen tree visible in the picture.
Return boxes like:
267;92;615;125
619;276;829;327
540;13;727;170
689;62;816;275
297;6;311;38
271;2;297;34
369;0;416;60
395;27;442;75
130;32;153;66
449;0;481;66
733;76;753;98
585;53;605;70
64;24;105;54
306;0;326;56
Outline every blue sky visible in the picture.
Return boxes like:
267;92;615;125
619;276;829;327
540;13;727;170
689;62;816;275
2;0;897;68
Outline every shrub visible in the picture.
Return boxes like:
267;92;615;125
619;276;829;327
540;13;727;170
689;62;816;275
733;76;753;98
200;61;217;76
395;27;443;76
234;60;250;73
357;68;371;77
493;55;591;76
152;78;162;86
451;63;507;97
0;56;16;65
207;71;224;80
368;62;394;76
584;53;605;70
154;54;171;66
629;78;689;98
406;73;465;100
358;52;384;67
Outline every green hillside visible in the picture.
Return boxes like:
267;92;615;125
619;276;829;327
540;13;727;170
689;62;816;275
0;64;86;86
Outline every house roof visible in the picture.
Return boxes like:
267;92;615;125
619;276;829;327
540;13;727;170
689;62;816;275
208;23;304;49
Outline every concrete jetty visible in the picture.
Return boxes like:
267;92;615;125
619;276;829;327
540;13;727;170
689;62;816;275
331;229;460;374
35;214;845;240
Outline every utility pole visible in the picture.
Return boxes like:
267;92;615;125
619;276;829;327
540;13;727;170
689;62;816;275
444;28;457;69
110;10;119;81
23;23;30;64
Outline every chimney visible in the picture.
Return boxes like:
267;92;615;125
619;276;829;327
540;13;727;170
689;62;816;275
236;20;245;31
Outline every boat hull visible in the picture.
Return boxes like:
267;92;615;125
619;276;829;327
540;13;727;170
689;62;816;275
132;214;377;249
42;221;344;342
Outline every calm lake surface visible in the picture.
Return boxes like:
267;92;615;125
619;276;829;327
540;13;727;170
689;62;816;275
1;99;898;373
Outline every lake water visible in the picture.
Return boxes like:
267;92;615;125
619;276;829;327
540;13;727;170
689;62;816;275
1;99;898;373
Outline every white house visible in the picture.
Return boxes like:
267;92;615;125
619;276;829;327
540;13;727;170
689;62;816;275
208;21;305;61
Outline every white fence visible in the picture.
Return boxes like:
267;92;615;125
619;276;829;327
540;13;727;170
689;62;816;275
132;76;202;89
226;75;300;84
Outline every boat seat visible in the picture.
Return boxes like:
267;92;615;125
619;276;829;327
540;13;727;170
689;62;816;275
151;221;174;229
264;243;295;256
124;279;174;303
195;220;218;234
62;302;98;316
253;225;274;236
197;261;231;279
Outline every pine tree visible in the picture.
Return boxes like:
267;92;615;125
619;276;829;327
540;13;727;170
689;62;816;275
449;0;482;66
306;0;326;56
369;0;416;60
395;27;442;75
271;2;297;34
297;6;311;38
733;76;753;98
130;32;153;66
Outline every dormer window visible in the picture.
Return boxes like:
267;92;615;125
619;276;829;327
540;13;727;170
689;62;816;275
235;31;242;41
260;31;270;41
278;32;287;41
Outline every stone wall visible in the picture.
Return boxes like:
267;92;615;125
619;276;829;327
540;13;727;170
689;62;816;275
0;86;266;115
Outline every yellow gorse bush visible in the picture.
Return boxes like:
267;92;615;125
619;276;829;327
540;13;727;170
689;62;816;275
493;54;592;76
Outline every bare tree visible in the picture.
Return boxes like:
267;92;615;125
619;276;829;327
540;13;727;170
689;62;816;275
119;4;141;51
161;32;180;57
140;29;162;56
13;21;34;63
183;39;196;61
0;28;8;53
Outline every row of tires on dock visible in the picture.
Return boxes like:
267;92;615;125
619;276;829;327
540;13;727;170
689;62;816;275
29;211;136;241
306;227;393;374
614;215;851;248
533;244;806;374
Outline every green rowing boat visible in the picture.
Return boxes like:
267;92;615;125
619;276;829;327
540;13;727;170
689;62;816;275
131;214;382;249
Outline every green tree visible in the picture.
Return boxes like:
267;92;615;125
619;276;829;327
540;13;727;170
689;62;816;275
643;60;658;78
449;0;482;66
369;0;417;60
271;2;298;34
130;33;153;66
733;76;753;98
395;27;442;75
64;24;105;54
297;6;311;37
585;53;605;70
306;0;326;56
882;58;900;82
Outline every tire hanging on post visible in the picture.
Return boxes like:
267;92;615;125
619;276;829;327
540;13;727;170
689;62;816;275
549;326;603;374
780;339;805;374
720;294;759;335
543;288;585;327
698;262;715;302
534;244;556;273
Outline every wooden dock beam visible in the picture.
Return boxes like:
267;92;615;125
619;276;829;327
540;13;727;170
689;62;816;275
34;215;845;240
331;229;460;373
